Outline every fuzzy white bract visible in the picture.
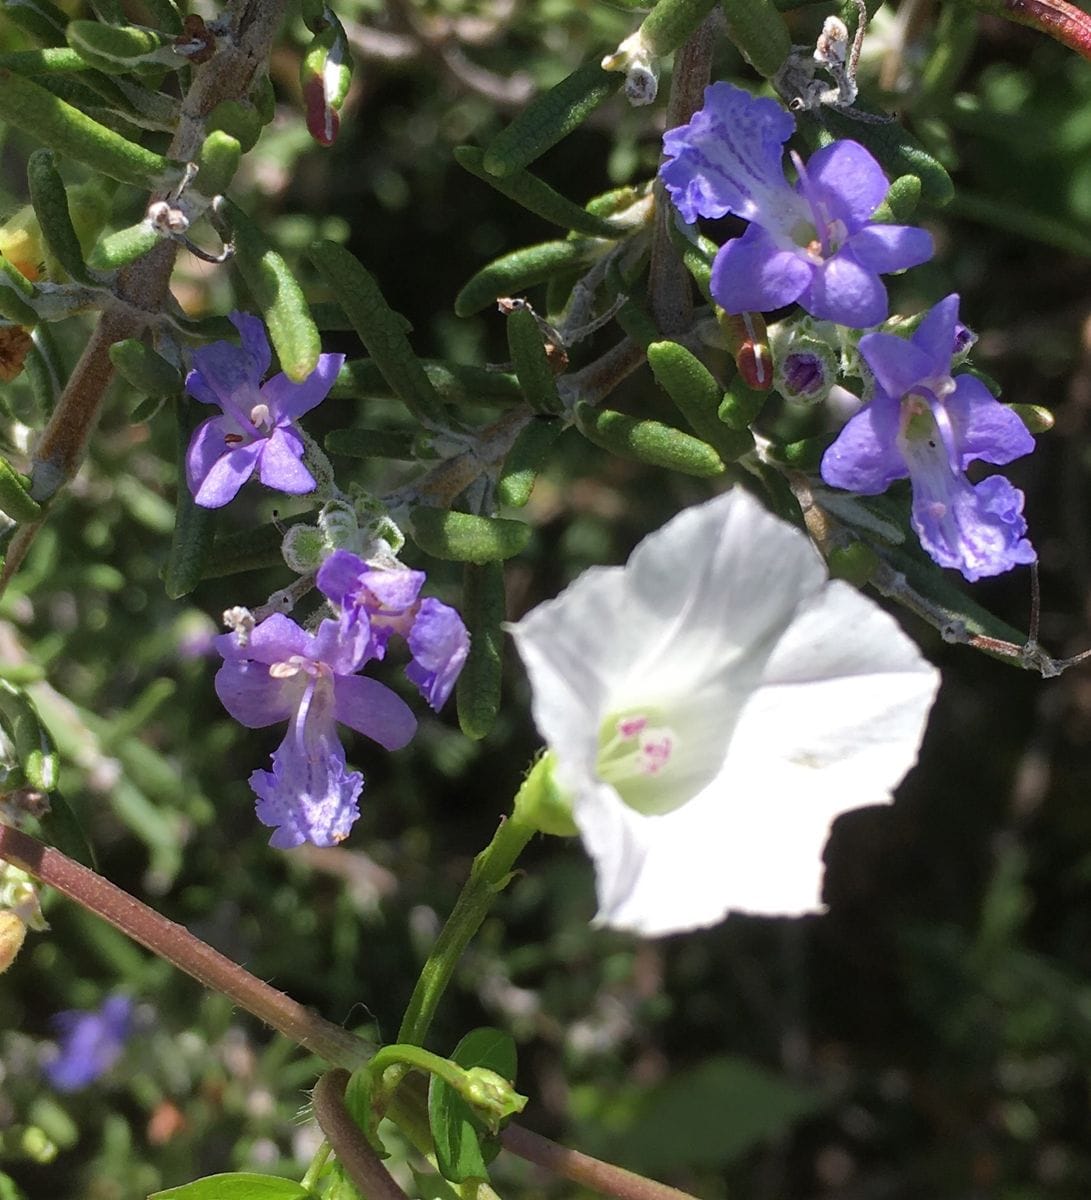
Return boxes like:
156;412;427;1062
509;490;940;936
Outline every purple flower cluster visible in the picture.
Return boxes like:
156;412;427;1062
216;555;469;849
821;295;1036;581
659;83;933;329
44;994;133;1092
186;313;344;509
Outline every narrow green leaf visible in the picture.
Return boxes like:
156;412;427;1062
429;1030;518;1184
330;358;521;405
456;562;505;740
483;61;620;178
67;20;172;71
193;131;241;200
453;146;623;238
497;417;564;507
506;306;563;415
641;0;718;57
37;790;96;870
227;201;320;382
718;374;768;431
149;1173;309;1200
575;404;725;477
410;508;530;563
454;239;600;317
325;427;418;459
109;339;182;397
87;221;158;271
0;457;41;523
0;48;86;73
0;680;58;793
206;98;263;153
720;0;792;77
27;149;93;284
0;68;180;189
309;240;446;424
2;0;68;47
647;340;752;461
163;400;216;599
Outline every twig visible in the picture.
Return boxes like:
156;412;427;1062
313;1069;412;1200
0;824;370;1068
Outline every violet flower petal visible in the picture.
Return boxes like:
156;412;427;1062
260;353;345;421
802;254;887;328
316;549;365;607
258;426;316;494
405;598;470;710
333;674;418;749
192;441;263;509
44;995;133;1092
230;311;272;379
947;375;1036;468
803;139;890;227
846;224;935;275
710;225;812;315
215;660;298;728
820;393;906;494
858;330;938;401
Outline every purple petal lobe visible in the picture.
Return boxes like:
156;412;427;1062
912;293;962;367
192;441;262;508
229;311;272;380
45;995;133;1092
258;426;315;494
317;549;367;607
820;393;906;493
802;254;887;327
947;375;1035;468
405;598;470;710
859;331;938;401
189;340;262;412
803;139;890;227
846;224;934;274
261;353;345;421
333;674;417;749
215;659;298;728
710;226;812;315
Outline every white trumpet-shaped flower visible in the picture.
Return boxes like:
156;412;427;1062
510;490;940;936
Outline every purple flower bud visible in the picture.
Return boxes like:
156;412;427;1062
783;352;825;398
44;994;133;1092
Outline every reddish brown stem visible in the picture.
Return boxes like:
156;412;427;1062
499;1124;700;1200
312;1069;411;1200
977;0;1091;58
0;824;368;1068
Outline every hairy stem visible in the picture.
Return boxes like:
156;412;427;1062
0;824;369;1067
313;1069;412;1200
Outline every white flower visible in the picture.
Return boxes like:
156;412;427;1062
509;489;940;936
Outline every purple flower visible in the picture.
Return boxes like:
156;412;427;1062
659;83;933;328
317;549;470;711
186;313;345;509
44;994;133;1092
821;294;1036;581
215;613;416;848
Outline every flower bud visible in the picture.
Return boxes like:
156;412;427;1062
513;752;578;837
461;1066;528;1133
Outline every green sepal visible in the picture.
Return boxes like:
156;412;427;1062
0;681;58;793
506;306;563;415
330;358;521;405
309;240;447;425
512;751;577;836
639;0;717;58
148;1173;309;1200
720;0;792;77
26;149;94;284
205;99;263;153
718;374;768;431
162;399;216;599
456;561;505;740
429;1029;519;1183
454;238;601;317
0;457;40;522
872;173;922;224
575;404;725;477
86;221;158;271
193;131;241;200
0;68;180;190
483;61;620;178
497;417;564;508
410;508;530;563
109;338;182;397
325;428;418;459
453;146;623;239
767;431;837;471
647;340;753;461
227;201;321;382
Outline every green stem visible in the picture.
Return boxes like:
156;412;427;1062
371;1043;473;1093
397;814;535;1046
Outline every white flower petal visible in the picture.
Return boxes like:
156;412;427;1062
513;488;941;937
